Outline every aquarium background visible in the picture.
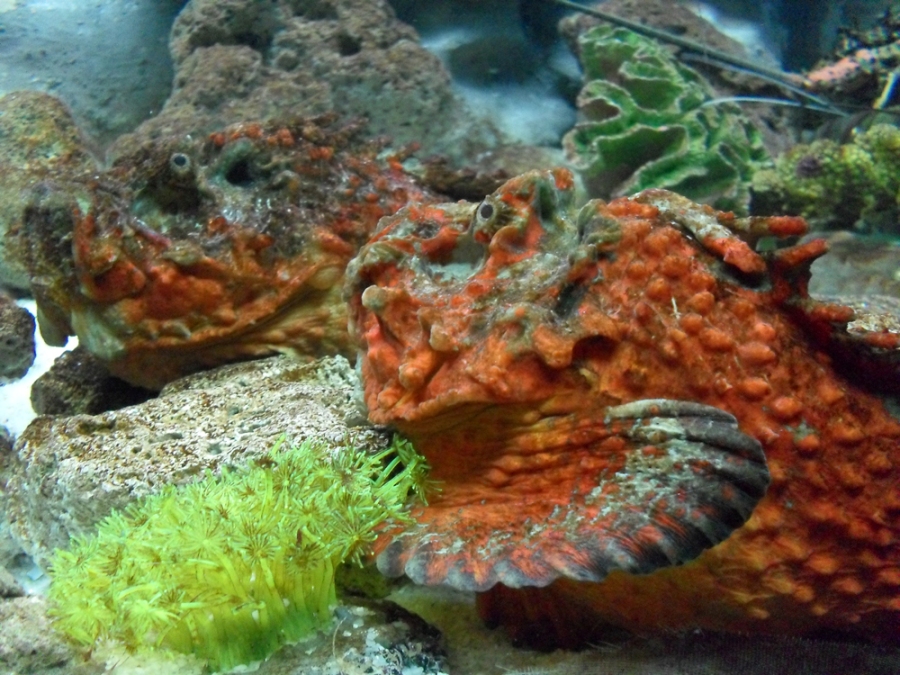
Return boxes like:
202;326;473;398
1;1;900;673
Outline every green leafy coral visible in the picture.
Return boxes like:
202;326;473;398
48;436;429;672
751;123;900;233
563;24;770;213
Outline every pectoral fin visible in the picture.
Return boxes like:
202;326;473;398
377;399;768;592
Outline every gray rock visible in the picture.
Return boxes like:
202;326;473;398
0;595;99;675
2;354;389;569
0;427;25;569
30;346;153;416
0;294;35;380
0;566;23;599
110;0;500;165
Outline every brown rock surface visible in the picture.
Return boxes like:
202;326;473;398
0;92;96;291
0;294;35;380
29;346;152;416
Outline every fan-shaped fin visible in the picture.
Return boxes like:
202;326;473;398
377;399;768;592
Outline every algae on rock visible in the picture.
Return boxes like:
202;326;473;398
564;25;769;213
751;123;900;233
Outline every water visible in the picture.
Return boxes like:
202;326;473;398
1;1;899;674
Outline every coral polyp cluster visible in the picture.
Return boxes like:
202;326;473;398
48;436;429;671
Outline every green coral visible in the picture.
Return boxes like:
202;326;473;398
48;436;429;672
751;123;900;233
563;25;769;213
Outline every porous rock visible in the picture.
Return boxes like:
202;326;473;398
0;293;35;380
0;596;97;675
110;0;498;165
0;427;25;569
0;91;96;291
2;354;390;569
0;567;22;599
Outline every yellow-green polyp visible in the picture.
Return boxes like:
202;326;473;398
48;436;429;672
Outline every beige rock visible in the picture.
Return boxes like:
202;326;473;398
2;354;389;568
0;595;97;674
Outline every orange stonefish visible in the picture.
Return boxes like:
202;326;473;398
23;115;438;389
345;168;900;647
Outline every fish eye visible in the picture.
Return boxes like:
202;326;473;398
169;153;191;175
477;201;494;222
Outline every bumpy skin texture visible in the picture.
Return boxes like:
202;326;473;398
346;168;900;646
25;115;438;389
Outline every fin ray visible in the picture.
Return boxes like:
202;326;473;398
377;399;769;591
